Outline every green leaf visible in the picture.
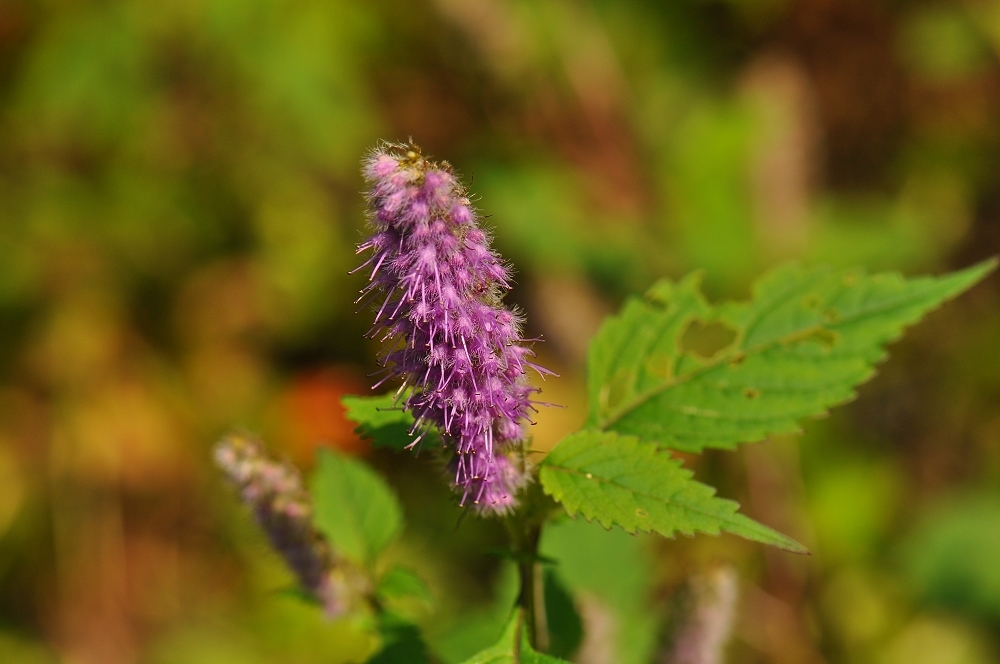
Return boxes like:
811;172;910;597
310;448;403;566
432;562;520;664
367;613;433;664
342;393;441;451
543;570;582;661
903;492;1000;621
588;260;995;452
459;610;569;664
540;430;808;553
540;519;657;664
541;518;649;612
377;565;434;607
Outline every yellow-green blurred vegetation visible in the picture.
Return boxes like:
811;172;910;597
1;0;1000;662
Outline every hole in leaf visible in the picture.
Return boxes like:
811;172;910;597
604;370;634;412
784;327;840;349
680;319;738;360
644;352;673;379
743;387;760;399
809;328;839;348
635;508;649;518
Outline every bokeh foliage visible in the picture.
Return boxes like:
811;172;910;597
1;0;1000;662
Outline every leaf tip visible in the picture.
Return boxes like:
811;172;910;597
941;257;998;295
768;534;811;556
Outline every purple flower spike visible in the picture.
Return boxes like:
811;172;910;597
356;143;551;514
214;433;365;617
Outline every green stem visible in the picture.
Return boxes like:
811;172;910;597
509;517;548;652
508;450;559;653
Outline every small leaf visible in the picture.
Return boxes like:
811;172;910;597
588;260;995;452
310;448;403;566
540;430;808;553
460;610;569;664
343;393;433;450
367;613;433;664
378;565;434;607
543;570;582;660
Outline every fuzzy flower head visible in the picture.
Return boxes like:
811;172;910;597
214;433;363;616
355;142;551;513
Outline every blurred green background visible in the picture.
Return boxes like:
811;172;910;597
1;0;1000;662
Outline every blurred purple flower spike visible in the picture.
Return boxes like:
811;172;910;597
214;433;360;617
355;142;551;514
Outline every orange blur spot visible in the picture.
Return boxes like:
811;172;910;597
279;366;370;465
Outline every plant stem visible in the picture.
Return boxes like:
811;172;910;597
511;518;548;652
508;465;559;653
